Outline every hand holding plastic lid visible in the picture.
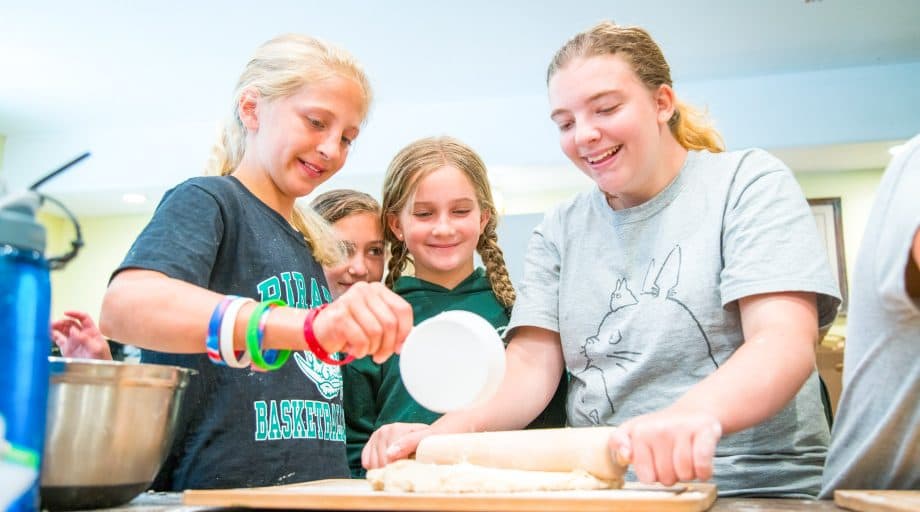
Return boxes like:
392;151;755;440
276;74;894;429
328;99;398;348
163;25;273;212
399;311;505;413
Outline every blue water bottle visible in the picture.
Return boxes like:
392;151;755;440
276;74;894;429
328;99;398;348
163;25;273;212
0;193;51;512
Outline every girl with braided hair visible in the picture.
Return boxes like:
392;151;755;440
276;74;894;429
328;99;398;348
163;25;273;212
343;136;566;477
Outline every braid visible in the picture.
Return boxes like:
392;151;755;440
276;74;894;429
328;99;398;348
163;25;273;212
385;241;410;289
478;224;516;309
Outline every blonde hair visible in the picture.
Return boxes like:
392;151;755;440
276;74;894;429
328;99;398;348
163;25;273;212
381;137;515;308
547;21;724;153
205;34;373;266
310;189;381;224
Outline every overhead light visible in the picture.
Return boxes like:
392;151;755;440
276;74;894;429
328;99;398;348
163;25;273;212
122;193;146;204
888;144;906;156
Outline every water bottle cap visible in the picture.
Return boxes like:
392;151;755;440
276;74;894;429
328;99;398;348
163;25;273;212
0;197;46;253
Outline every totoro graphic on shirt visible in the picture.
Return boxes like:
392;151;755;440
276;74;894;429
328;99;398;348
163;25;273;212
577;245;718;424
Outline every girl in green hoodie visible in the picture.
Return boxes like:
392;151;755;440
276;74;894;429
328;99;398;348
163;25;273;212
343;136;567;477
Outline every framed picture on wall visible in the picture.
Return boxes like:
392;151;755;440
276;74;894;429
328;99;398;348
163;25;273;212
808;197;848;314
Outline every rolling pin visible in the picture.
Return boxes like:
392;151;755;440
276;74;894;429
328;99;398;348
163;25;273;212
414;427;626;480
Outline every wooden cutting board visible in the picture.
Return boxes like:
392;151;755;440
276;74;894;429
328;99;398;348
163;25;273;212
184;479;716;511
835;490;920;512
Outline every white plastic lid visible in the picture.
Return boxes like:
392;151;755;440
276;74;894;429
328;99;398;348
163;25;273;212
399;310;505;413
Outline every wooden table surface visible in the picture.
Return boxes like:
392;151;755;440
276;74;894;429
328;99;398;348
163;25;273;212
712;497;843;511
87;492;849;512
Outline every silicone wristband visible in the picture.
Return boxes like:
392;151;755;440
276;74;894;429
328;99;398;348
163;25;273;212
246;299;291;371
219;297;254;368
206;296;237;365
257;306;281;367
303;303;354;366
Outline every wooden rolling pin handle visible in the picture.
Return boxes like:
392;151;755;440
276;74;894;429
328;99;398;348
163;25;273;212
415;427;627;481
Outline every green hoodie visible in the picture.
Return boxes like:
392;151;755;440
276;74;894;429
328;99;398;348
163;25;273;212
343;268;566;477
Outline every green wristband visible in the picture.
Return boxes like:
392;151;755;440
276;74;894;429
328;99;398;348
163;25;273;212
246;299;291;371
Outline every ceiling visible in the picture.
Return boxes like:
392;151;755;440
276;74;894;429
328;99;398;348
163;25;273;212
1;0;918;215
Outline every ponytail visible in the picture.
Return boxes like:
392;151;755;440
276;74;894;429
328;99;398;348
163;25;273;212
670;99;724;153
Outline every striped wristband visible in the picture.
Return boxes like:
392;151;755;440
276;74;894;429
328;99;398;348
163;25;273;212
206;295;237;365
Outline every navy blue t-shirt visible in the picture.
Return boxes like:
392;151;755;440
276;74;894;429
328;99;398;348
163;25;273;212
115;175;348;490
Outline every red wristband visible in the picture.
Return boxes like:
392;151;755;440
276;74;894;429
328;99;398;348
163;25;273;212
303;303;354;366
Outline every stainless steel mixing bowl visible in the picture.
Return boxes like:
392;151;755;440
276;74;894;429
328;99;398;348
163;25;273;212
40;357;194;510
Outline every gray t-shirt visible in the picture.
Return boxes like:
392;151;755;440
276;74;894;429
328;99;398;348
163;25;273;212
820;135;920;496
509;149;840;497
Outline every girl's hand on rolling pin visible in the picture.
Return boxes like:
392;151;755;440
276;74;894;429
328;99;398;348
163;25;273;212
608;409;722;486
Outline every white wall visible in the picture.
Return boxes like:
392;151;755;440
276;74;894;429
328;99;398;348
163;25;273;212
0;135;5;179
44;213;150;322
4;62;919;217
682;62;920;150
